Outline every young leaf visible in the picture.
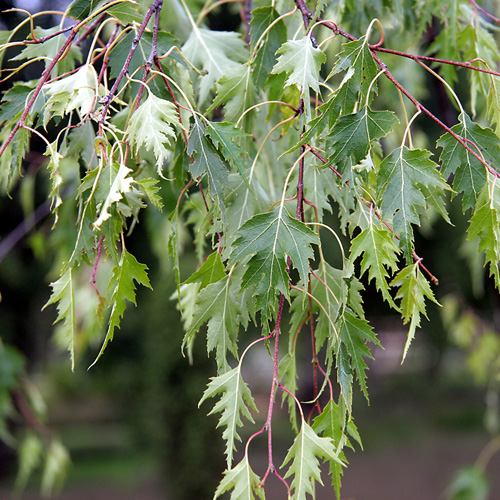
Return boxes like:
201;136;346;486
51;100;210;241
391;262;440;360
214;455;264;500
182;28;247;104
349;221;400;307
91;249;152;367
437;112;500;211
468;177;500;289
43;63;100;123
185;276;240;373
230;206;319;320
282;419;344;500
43;269;77;371
271;37;326;116
327;106;398;174
199;366;257;468
377;146;448;260
127;93;180;176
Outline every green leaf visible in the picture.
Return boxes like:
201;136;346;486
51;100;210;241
0;82;36;123
108;31;181;86
282;419;344;500
349;222;400;307
329;35;379;104
391;262;440;361
43;269;77;371
205;121;251;188
312;400;361;499
11;27;81;77
290;261;347;353
377;146;448;260
67;0;99;20
214;455;265;500
135;178;163;210
127;93;181;176
182;27;247;104
327;106;398;174
271;37;326;116
278;352;299;431
468;177;500;289
183;251;226;289
487;75;500;137
250;6;287;88
185;276;240;373
437;113;500;211
91;250;152;367
230;206;319;321
199;366;257;468
106;1;144;25
207;64;256;128
187;117;229;216
337;310;379;406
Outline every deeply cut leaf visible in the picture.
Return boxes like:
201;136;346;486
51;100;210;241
328;106;398;174
437;112;500;211
271;36;326;116
230;206;319;320
90;249;152;367
127;93;180;176
43;269;77;371
282;419;344;500
199;366;257;468
468;176;500;289
377;146;448;260
185;276;240;373
350;222;400;307
214;455;265;500
391;262;440;361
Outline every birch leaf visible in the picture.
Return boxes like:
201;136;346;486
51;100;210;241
127;93;181;176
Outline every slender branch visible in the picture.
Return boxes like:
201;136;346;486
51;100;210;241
98;0;162;131
75;12;107;45
265;294;286;474
467;0;500;25
0;24;79;159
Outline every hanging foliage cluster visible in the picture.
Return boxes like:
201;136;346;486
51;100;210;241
1;0;500;497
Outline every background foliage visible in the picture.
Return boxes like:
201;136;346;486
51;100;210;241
1;0;500;498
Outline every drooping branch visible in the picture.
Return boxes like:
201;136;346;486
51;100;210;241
98;0;163;131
